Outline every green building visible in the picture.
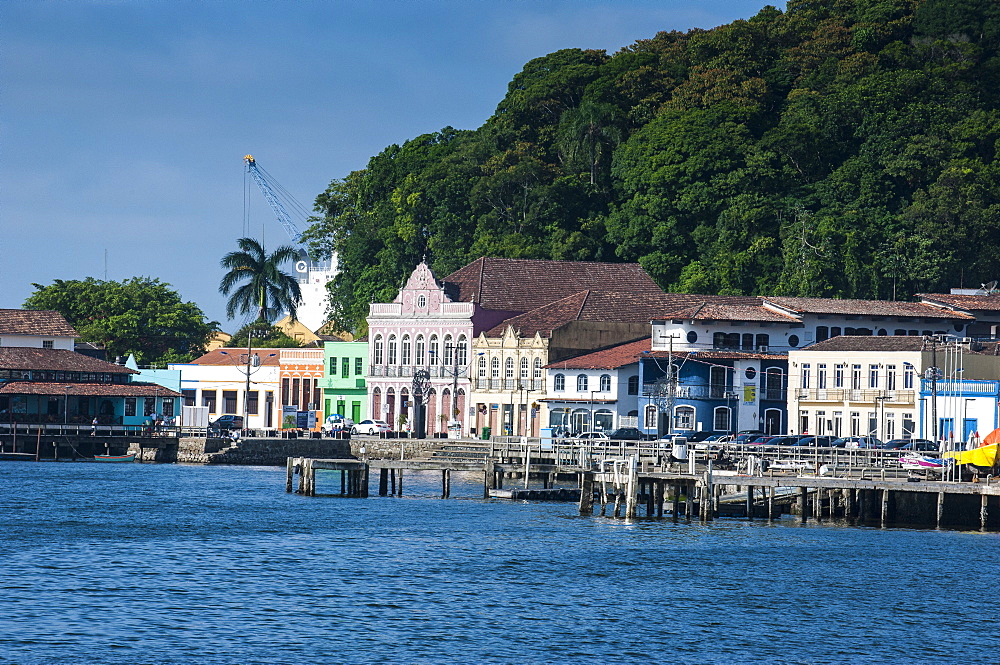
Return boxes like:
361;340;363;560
321;340;368;424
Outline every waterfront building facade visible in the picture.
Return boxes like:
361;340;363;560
171;349;281;429
788;337;1000;443
367;258;664;436
320;340;368;424
279;347;325;429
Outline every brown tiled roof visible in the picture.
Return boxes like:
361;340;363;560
0;348;137;374
658;300;799;323
763;297;972;319
187;348;282;366
804;336;937;352
0;381;180;397
647;350;787;361
488;291;738;338
917;293;1000;313
0;309;78;337
543;337;651;370
442;258;663;313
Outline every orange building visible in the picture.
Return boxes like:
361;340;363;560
278;348;325;430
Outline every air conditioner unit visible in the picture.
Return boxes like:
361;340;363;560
756;345;769;353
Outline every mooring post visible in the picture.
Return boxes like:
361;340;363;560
286;457;294;493
397;469;403;497
484;461;495;499
746;484;754;520
846;488;856;522
672;483;680;522
685;483;693;523
937;491;945;529
814;487;822;522
441;469;449;499
297;458;307;495
578;471;594;516
625;456;638;519
981;493;989;532
599;477;608;517
799;487;808;523
880;488;889;527
390;468;396;495
768;485;775;521
379;468;389;496
654;480;664;518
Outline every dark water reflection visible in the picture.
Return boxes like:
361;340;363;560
0;463;994;664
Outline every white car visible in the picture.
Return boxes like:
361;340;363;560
351;419;391;435
322;416;354;434
574;431;610;441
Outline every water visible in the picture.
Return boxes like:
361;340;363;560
0;462;995;664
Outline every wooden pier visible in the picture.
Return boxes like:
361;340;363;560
286;439;1000;531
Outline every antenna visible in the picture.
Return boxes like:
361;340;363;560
982;280;998;294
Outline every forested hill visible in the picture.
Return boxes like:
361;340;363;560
302;0;1000;334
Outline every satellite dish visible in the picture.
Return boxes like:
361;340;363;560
983;280;998;294
295;260;308;273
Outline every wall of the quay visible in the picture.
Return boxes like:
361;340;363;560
127;436;353;466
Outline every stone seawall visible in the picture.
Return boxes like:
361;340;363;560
129;437;353;466
347;439;442;460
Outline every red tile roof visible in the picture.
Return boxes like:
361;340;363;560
658;300;799;323
442;257;663;313
487;291;747;338
187;348;282;366
763;297;972;319
0;348;137;374
801;335;999;353
647;350;787;361
543;337;651;370
917;293;1000;313
0;381;180;397
0;309;78;337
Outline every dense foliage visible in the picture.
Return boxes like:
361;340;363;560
303;0;1000;334
225;322;303;349
23;277;218;365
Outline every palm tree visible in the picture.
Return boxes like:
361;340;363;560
219;237;302;323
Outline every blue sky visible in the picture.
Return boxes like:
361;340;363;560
2;0;785;328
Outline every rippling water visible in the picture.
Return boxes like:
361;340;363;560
0;462;994;664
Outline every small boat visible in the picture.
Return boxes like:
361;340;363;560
93;453;136;462
898;453;947;470
944;443;999;468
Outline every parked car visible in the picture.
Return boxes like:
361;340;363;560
351;419;390;435
733;431;764;444
574;431;610;441
675;431;715;442
833;436;883;449
746;435;780;446
322;415;355;434
209;415;244;431
890;439;938;452
605;427;646;441
796;435;838;447
767;435;805;447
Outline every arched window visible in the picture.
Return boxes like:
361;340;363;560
429;335;439;365
600;374;611;391
520;357;529;379
577;374;588;391
505;357;514;379
533;358;542;378
373;335;384;365
491;357;500;378
713;407;731;432
478;355;487;377
627;376;639;395
554;374;565;391
443;334;454;365
415;335;425;366
674;405;695;431
417;294;427;309
456;335;468;366
387;335;397;365
401;335;411;366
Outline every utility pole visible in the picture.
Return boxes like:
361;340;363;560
924;335;941;442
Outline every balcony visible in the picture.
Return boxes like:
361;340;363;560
795;388;915;404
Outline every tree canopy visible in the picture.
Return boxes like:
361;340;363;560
304;0;1000;334
23;277;218;366
219;237;302;324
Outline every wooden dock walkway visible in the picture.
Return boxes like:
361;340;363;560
287;439;1000;530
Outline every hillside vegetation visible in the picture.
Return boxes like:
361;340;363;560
303;0;1000;334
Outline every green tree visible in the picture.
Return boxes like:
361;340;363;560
226;322;303;349
23;277;216;365
219;238;302;324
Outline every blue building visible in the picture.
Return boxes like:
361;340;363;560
638;350;788;438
